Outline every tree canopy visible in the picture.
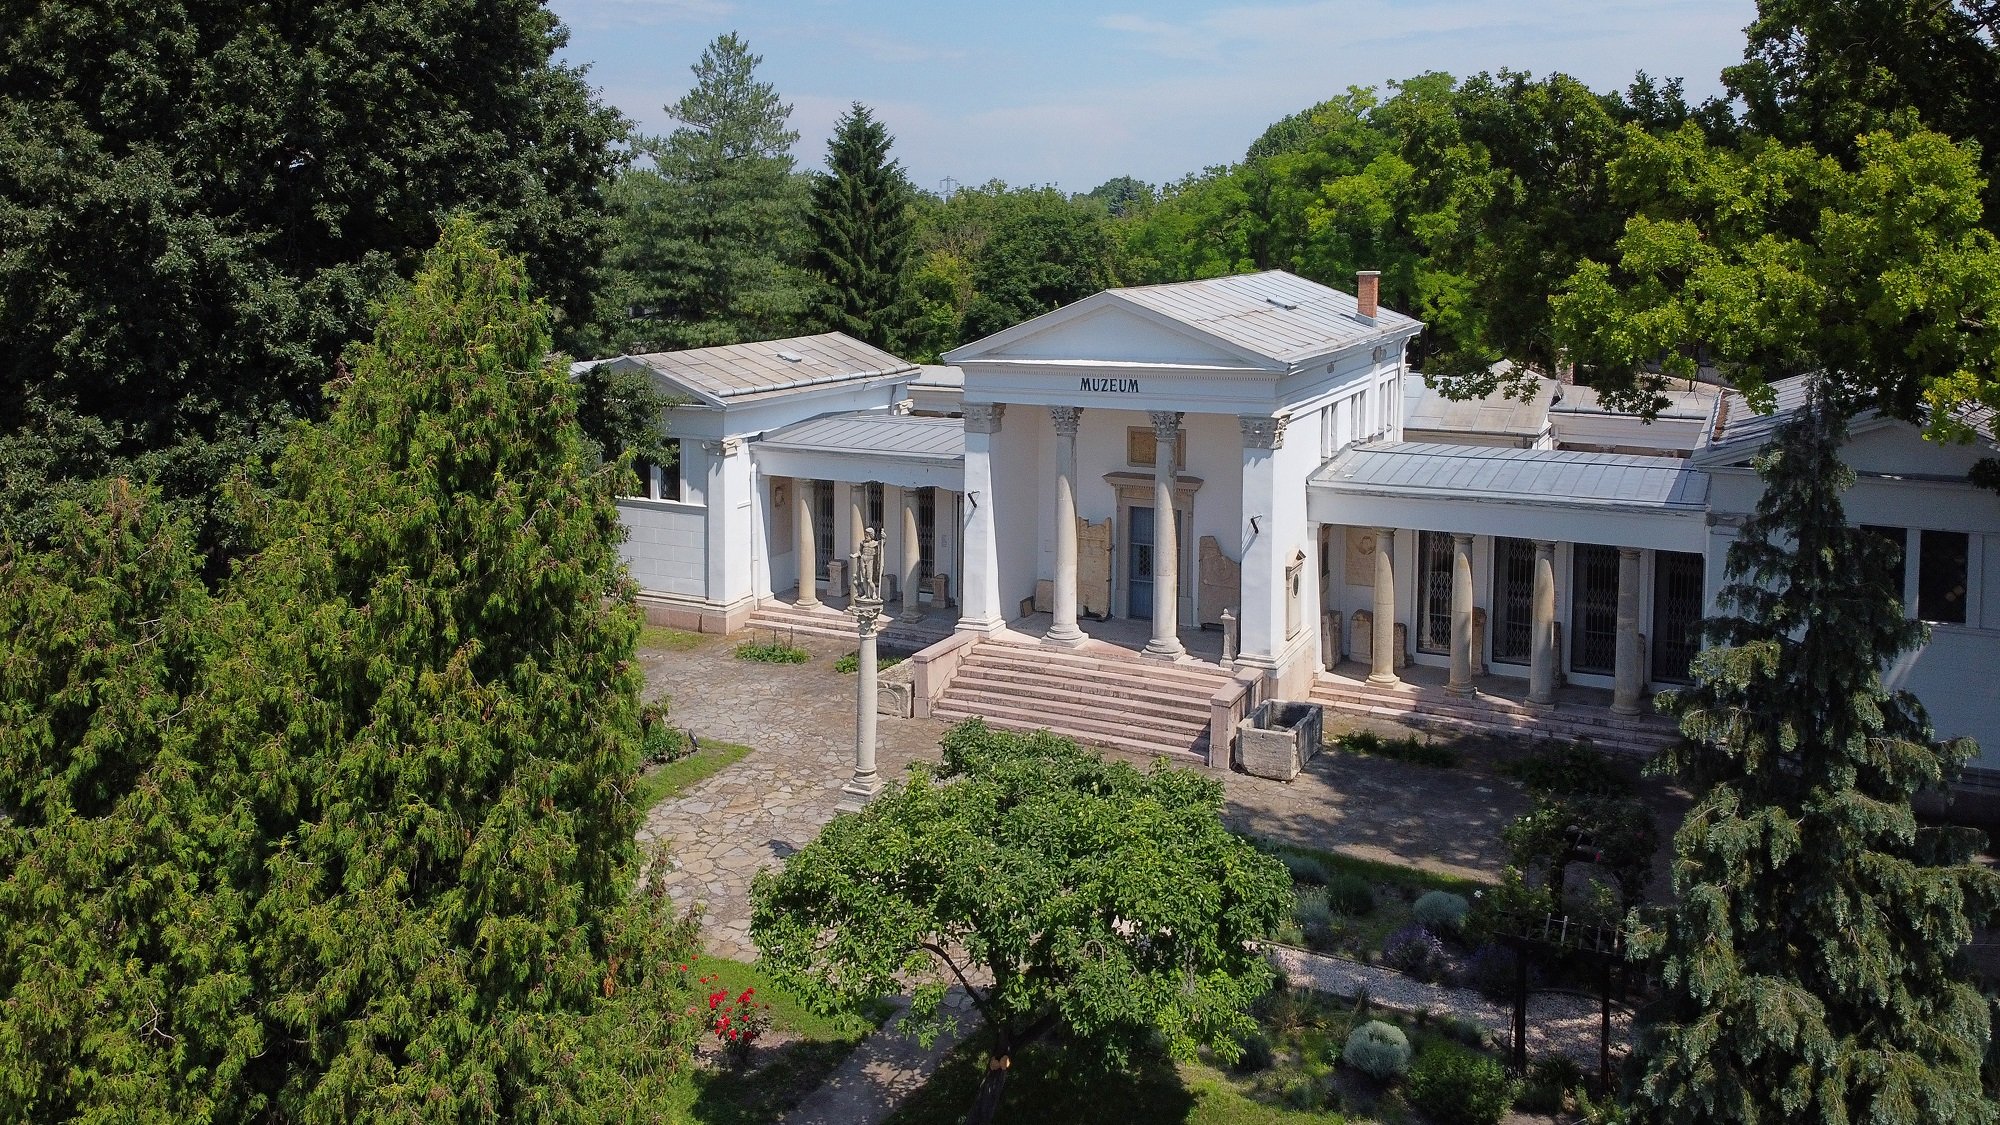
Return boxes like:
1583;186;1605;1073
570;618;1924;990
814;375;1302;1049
0;0;626;553
750;721;1291;1125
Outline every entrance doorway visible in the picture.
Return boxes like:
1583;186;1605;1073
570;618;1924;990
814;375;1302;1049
1129;505;1157;618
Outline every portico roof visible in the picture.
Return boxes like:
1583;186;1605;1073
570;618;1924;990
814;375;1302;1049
1308;442;1711;551
751;411;964;491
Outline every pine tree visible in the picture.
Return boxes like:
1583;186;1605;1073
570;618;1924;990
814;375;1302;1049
1630;385;2000;1124
606;33;811;350
806;103;914;349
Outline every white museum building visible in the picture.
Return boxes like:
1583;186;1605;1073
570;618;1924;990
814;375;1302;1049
588;270;2000;784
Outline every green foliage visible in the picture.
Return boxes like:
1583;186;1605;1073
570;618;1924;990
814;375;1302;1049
1324;873;1378;917
0;0;625;553
1290;888;1342;949
1629;393;2000;1124
1407;1044;1517;1125
1279;852;1330;885
1335;728;1463;768
1519;1055;1586;1113
834;650;906;674
752;720;1291;1123
1501;738;1635;797
1342;1020;1412;1080
638;625;709;652
961;187;1116;341
1412;890;1471;934
734;640;810;664
0;222;705;1122
1552;124;2000;429
573;359;679;468
1502;793;1660;907
807;103;915;349
597;34;811;352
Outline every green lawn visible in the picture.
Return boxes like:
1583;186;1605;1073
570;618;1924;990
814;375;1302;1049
633;741;752;815
666;956;894;1125
639;624;711;651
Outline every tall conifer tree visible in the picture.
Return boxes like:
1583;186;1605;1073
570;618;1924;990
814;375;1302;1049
1630;387;2000;1124
604;33;809;350
806;103;914;349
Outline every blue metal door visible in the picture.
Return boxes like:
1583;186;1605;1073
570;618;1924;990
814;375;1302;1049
1128;506;1154;618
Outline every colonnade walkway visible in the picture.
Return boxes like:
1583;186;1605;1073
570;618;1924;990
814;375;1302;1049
1313;660;1682;757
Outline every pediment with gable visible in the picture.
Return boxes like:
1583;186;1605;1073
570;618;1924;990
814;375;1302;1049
951;300;1273;370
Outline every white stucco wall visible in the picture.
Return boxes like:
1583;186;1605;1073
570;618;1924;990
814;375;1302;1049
617;499;707;598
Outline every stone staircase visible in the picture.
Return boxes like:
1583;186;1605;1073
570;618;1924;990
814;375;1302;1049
744;598;958;650
930;638;1228;761
1308;675;1680;757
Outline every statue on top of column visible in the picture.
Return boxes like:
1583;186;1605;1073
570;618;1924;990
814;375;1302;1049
853;527;885;604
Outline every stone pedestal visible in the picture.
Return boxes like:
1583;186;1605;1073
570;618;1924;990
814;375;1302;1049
828;559;847;599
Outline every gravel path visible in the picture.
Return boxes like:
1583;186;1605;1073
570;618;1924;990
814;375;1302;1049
1264;944;1632;1069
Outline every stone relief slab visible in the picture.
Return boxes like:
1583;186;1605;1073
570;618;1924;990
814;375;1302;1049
1079;516;1113;618
1198;535;1241;628
1345;527;1379;586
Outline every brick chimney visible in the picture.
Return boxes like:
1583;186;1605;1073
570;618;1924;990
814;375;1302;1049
1355;270;1380;321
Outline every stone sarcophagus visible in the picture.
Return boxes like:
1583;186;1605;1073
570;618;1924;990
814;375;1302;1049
1235;700;1326;782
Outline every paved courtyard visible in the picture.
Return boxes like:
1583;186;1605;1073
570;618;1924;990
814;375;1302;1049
636;626;1691;960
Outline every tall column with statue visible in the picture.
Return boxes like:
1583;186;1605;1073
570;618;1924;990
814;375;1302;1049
839;528;886;812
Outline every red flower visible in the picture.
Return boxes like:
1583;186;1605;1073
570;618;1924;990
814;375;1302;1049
709;991;726;1009
727;1029;739;1041
738;988;755;1003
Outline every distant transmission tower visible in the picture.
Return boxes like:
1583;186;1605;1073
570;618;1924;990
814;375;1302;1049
938;175;959;197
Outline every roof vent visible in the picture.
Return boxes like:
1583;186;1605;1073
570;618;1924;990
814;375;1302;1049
776;349;805;363
1263;296;1298;311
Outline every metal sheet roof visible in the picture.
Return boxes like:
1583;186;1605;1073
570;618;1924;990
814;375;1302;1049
621;333;916;400
756;411;964;463
1401;373;1554;438
1110;271;1422;366
913;364;964;388
1552;382;1719;420
1314;442;1710;511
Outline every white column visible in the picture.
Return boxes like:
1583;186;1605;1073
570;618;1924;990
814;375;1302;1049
1368;527;1399;685
958;404;1005;634
1142;411;1186;659
793;479;820;607
900;486;924;623
1613;547;1643;716
1447;532;1475;695
1528;540;1558;709
838;600;884;812
1047;406;1086;645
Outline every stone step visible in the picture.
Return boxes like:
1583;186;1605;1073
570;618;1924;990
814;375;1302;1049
1308;686;1671;756
952;660;1224;711
973;643;1229;689
931;700;1208;762
940;682;1209;737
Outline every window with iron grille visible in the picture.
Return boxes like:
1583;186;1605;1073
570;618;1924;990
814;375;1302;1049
1417;531;1453;655
916;488;936;587
865;482;884;536
812;481;834;578
1570;544;1619;675
1490;538;1535;665
1650;551;1703;684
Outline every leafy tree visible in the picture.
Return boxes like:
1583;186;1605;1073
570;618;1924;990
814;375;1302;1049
1551;124;2000;427
1628;390;2000;1124
1726;0;2000;214
604;33;810;352
961;188;1116;340
751;721;1290;1125
806;103;915;349
0;0;626;553
1079;175;1155;217
0;220;703;1121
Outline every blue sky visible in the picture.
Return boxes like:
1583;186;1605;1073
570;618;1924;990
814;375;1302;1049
549;0;1757;192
